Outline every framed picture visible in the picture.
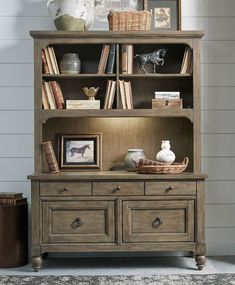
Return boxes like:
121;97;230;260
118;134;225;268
92;0;144;30
147;0;181;31
58;134;102;170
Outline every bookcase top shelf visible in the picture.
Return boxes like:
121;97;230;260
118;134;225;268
41;109;193;123
30;30;204;40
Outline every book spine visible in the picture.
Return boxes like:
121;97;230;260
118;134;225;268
103;80;112;109
106;44;116;74
42;141;60;174
42;50;49;74
0;198;27;205
122;45;128;74
50;81;63;109
0;192;22;199
43;47;53;74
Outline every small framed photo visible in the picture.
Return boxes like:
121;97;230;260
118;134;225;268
59;134;102;170
148;0;181;31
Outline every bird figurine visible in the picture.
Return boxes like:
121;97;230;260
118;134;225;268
82;87;99;100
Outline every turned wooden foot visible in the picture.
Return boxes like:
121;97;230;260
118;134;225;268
195;255;206;270
32;256;42;272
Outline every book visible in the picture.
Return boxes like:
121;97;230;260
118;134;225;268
124;80;133;109
43;81;56;109
0;192;23;199
127;45;133;74
42;141;60;174
128;81;133;108
50;81;64;109
0;198;27;205
43;47;53;74
106;44;116;74
103;80;112;109
97;45;110;74
50;46;60;74
180;47;191;74
48;47;59;74
42;50;49;74
66;100;100;109
155;91;180;99
121;44;128;74
107;80;116;109
42;84;50;109
119;80;127;109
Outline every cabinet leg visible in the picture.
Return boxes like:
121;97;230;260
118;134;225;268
32;256;42;272
42;252;49;259
195;255;206;270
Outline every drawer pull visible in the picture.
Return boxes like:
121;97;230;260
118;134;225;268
71;217;82;229
152;217;163;228
166;186;174;191
63;186;69;191
112;186;121;193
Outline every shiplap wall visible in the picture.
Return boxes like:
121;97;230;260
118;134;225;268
0;0;234;255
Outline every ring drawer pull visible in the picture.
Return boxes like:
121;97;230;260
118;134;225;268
71;217;82;229
152;217;163;228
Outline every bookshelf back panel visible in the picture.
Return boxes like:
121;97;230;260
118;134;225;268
120;44;187;74
43;117;193;172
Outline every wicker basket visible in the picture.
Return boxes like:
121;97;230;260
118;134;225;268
136;157;189;174
108;10;152;31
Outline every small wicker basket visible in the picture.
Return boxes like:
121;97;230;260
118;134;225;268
136;157;189;174
108;10;152;31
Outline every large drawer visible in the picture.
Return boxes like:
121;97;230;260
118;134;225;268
123;200;194;242
145;181;196;196
42;200;115;243
40;182;92;196
93;182;144;196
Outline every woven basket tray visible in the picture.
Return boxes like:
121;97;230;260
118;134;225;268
108;10;152;31
136;157;189;174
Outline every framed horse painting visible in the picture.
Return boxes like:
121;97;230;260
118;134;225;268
58;134;102;170
147;0;181;31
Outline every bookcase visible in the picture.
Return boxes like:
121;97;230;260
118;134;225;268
28;31;207;271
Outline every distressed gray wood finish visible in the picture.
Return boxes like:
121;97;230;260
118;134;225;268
29;31;206;271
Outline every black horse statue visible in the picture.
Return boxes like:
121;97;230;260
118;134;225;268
135;48;168;74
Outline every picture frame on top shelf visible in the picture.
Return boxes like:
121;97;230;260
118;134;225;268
91;0;145;30
58;134;102;170
147;0;181;31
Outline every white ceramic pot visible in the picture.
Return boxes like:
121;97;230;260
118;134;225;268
156;140;175;164
47;0;94;31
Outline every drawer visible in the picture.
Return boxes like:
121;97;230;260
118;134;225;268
40;182;92;196
93;182;144;196
123;200;194;242
145;181;196;196
42;200;115;243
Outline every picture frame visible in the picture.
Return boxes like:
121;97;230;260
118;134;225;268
92;0;145;30
147;0;181;31
58;134;102;170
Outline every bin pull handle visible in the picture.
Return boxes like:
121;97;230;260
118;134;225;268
71;217;82;229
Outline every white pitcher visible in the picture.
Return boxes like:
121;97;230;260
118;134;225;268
47;0;94;31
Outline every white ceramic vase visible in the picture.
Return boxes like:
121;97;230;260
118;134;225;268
156;140;175;164
47;0;94;31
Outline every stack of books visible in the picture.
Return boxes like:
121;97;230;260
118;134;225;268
180;47;193;74
152;91;182;109
66;100;100;109
103;80;116;109
42;46;60;74
0;192;27;205
42;80;65;109
119;80;133;109
97;44;116;74
121;44;133;74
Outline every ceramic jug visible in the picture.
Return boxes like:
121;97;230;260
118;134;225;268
125;149;146;171
156;140;175;164
47;0;94;31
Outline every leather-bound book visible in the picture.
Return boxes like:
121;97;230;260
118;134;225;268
42;141;59;174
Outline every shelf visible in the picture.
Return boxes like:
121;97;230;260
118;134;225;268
119;74;191;78
42;74;116;79
41;109;193;123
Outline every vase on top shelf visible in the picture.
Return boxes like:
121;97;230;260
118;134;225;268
156;140;175;164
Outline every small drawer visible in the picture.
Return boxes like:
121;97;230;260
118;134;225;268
93;182;144;196
145;181;196;196
40;182;92;196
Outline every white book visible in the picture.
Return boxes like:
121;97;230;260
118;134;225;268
155;91;180;99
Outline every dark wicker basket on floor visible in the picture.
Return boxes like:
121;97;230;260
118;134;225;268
136;157;189;174
108;10;152;31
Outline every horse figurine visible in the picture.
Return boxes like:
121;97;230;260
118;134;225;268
69;144;90;158
135;48;168;74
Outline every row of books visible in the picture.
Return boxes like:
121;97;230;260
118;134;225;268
97;44;116;75
0;192;27;205
180;47;193;74
42;46;60;74
121;44;133;74
42;80;65;109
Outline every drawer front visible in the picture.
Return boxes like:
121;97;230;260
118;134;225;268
145;181;196;196
93;182;144;196
42;200;115;243
123;200;194;242
40;182;92;196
